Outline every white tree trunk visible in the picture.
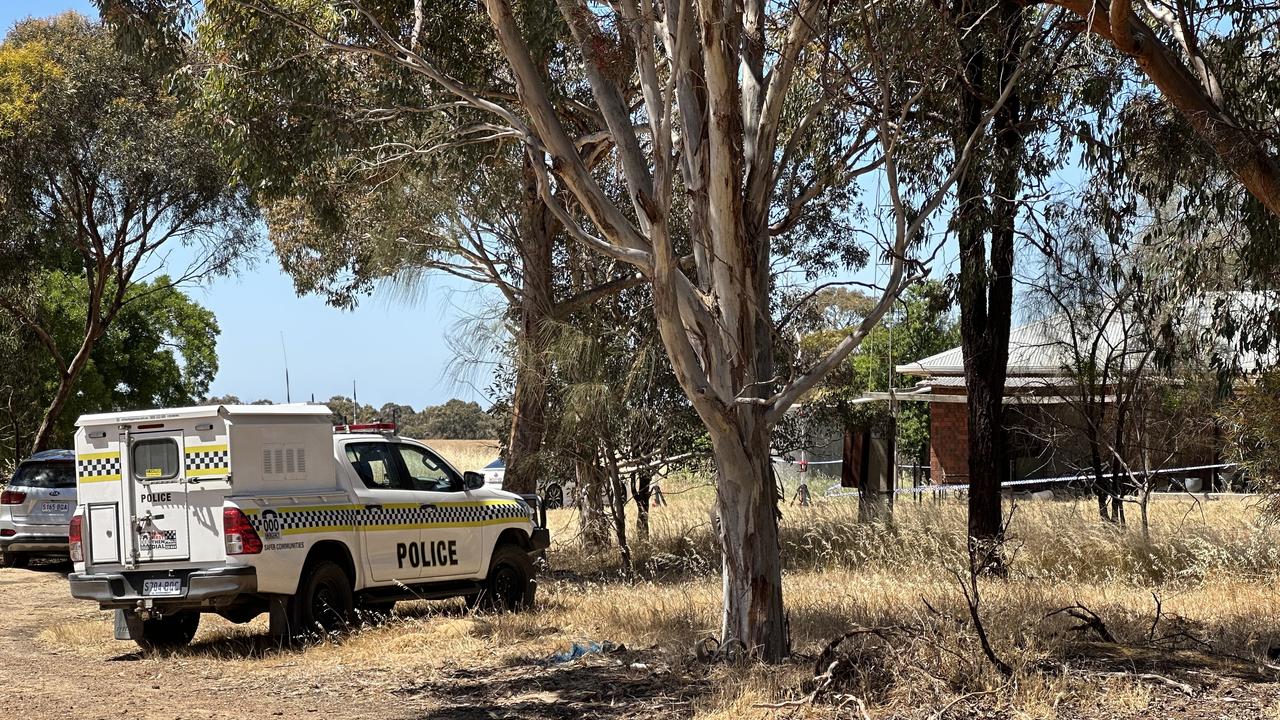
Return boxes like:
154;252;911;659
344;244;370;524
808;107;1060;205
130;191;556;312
710;416;786;659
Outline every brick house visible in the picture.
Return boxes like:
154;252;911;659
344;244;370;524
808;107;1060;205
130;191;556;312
889;314;1226;489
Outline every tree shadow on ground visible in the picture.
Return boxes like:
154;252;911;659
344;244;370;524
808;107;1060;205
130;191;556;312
159;602;556;662
399;647;713;720
140;610;404;661
1058;640;1278;686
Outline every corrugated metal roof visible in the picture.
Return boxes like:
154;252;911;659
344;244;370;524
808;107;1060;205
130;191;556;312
916;375;1081;389
897;292;1278;378
896;314;1127;377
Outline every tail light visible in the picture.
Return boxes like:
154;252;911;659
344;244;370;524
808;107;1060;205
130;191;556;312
223;507;262;555
0;529;14;537
68;515;83;563
1;490;26;505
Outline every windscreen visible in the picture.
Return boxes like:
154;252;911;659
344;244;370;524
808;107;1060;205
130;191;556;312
12;462;76;489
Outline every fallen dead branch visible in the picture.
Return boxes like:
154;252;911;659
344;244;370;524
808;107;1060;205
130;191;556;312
1045;603;1116;643
1067;668;1195;695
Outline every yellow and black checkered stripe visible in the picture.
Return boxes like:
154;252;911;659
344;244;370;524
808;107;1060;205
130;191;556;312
244;500;528;537
77;451;122;484
185;443;229;477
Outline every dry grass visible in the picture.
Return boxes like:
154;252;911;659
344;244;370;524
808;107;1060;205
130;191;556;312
420;438;500;472
530;487;1280;716
34;478;1280;718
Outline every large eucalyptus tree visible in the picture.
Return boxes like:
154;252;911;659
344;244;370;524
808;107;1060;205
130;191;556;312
100;0;639;496
103;0;1031;659
0;14;253;452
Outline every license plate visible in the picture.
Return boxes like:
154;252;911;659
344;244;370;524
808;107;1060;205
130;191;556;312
142;578;183;597
39;502;70;514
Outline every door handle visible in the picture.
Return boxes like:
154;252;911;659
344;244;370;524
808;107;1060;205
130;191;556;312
420;503;437;510
365;504;383;512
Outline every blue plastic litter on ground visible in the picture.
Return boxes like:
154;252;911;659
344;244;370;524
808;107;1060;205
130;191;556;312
547;641;624;663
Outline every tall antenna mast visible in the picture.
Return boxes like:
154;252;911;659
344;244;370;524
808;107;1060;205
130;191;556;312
280;331;291;403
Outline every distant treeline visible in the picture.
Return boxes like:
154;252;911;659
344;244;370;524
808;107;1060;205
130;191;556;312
204;395;499;440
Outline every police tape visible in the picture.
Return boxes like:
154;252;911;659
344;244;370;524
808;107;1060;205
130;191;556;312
822;462;1241;497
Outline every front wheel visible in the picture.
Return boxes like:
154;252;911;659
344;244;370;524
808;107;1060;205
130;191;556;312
472;544;536;612
291;560;354;638
135;612;199;652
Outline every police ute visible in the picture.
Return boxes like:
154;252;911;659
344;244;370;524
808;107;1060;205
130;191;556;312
67;404;549;650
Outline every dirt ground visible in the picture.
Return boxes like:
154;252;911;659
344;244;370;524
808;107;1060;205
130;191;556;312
10;494;1280;719
0;563;710;720
0;564;437;719
6;560;1280;720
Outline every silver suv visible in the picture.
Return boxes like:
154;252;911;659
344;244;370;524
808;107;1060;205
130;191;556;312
1;450;76;568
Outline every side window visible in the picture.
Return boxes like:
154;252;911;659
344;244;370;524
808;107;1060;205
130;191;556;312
397;444;461;492
132;439;179;480
345;442;406;490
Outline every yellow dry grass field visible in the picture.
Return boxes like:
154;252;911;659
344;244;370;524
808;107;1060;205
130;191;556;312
419;438;500;472
28;479;1280;718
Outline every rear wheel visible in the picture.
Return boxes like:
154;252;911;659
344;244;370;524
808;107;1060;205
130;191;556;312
543;483;564;510
472;544;536;612
135;612;199;652
291;560;354;637
0;551;28;569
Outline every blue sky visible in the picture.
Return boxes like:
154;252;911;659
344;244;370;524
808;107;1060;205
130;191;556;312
4;1;502;410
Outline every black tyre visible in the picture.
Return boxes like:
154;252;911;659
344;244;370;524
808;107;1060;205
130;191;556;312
543;483;564;510
135;612;199;652
474;543;536;612
0;551;28;569
291;560;354;637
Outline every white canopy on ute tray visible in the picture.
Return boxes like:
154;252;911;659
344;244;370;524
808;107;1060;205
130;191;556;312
77;404;333;427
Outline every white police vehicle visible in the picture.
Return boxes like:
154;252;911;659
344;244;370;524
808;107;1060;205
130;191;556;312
67;404;548;650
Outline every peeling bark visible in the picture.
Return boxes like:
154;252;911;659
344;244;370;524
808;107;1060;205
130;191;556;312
710;414;787;659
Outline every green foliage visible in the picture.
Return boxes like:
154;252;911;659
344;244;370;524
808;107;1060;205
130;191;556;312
417;399;499;440
0;274;219;459
795;282;958;461
0;13;254;269
323;396;498;440
1221;371;1280;520
1063;4;1280;366
183;0;514;307
0;13;253;451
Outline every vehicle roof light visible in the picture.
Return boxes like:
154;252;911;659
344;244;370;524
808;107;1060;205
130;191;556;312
333;422;398;434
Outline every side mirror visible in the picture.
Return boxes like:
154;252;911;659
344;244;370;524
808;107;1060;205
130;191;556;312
463;471;485;490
